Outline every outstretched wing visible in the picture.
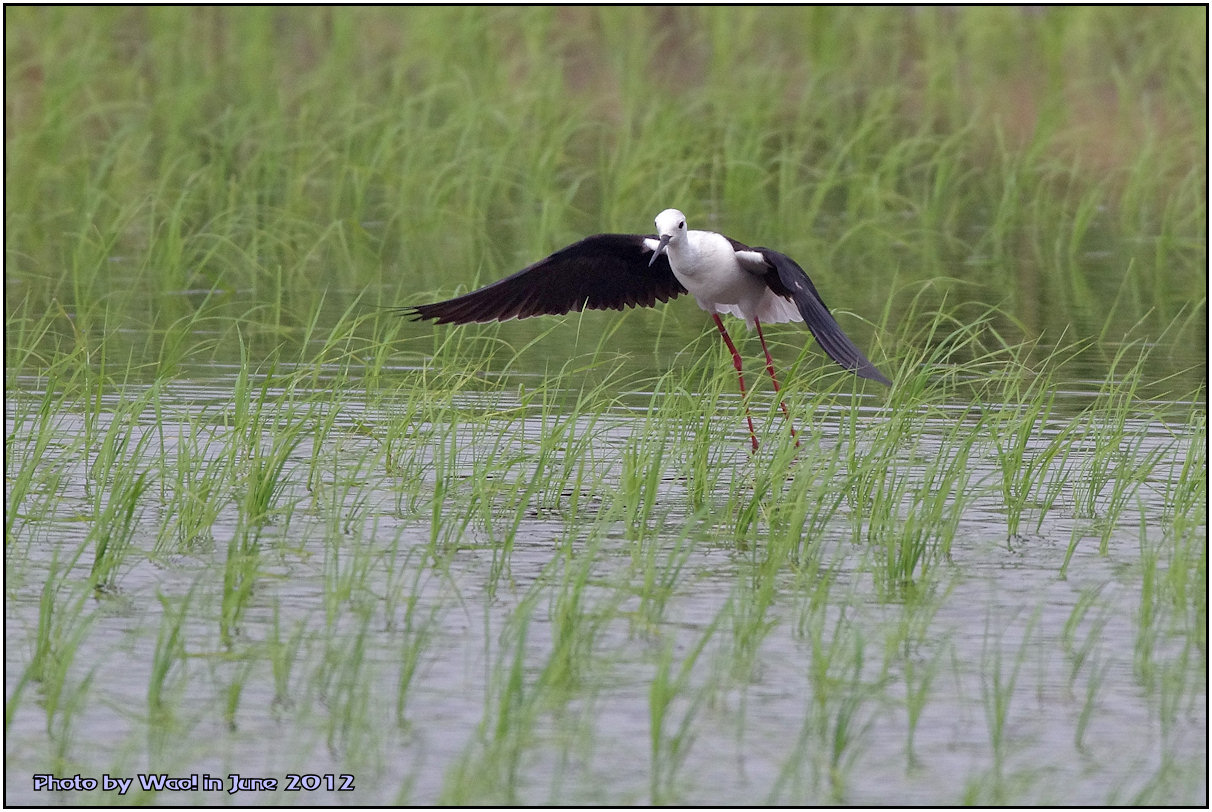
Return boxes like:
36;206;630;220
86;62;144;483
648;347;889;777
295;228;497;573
403;234;687;324
750;247;892;385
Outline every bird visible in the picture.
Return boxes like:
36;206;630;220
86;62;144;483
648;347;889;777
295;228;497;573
404;209;890;450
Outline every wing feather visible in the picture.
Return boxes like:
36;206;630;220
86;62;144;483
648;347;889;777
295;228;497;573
753;248;892;385
403;234;686;324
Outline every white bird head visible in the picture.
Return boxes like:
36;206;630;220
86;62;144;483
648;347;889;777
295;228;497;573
649;209;688;267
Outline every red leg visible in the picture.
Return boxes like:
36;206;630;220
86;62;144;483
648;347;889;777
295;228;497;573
755;319;800;447
713;313;759;452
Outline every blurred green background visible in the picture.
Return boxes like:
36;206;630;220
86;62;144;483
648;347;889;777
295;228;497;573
5;6;1207;390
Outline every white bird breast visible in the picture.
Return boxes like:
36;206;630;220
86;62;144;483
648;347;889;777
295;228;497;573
646;231;801;326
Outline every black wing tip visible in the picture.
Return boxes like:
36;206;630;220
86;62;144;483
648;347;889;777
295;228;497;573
397;232;683;326
823;341;892;386
824;346;892;386
398;304;469;324
798;310;892;386
759;249;891;387
854;364;893;386
396;306;431;322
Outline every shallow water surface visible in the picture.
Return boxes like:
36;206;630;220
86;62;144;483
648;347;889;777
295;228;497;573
5;374;1206;805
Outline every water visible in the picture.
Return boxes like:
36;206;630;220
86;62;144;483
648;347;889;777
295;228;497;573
4;373;1206;805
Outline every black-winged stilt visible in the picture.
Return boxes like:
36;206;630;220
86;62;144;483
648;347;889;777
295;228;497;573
405;209;890;450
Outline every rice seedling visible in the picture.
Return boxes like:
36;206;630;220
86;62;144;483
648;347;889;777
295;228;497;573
979;333;1087;538
219;532;261;648
773;593;876;804
978;609;1040;800
386;562;442;727
153;416;232;553
440;596;540;806
628;521;698;633
648;619;718;805
868;412;977;591
723;561;780;682
79;384;160;591
4;386;72;544
315;606;376;759
898;634;944;768
18;555;96;735
147;590;191;724
266;602;307;712
616;419;671;542
231;391;309;531
86;466;151;591
537;544;616;695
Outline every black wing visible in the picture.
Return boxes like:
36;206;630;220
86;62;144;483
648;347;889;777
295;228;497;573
754;247;892;385
403;233;686;324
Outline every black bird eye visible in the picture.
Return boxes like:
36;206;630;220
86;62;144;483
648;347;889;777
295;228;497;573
678;221;685;229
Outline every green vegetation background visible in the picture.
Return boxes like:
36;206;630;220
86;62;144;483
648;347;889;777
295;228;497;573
5;6;1207;388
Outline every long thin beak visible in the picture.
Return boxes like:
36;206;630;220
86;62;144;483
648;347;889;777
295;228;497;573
648;234;672;267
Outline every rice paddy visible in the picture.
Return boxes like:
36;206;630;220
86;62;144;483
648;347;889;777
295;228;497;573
5;6;1207;805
